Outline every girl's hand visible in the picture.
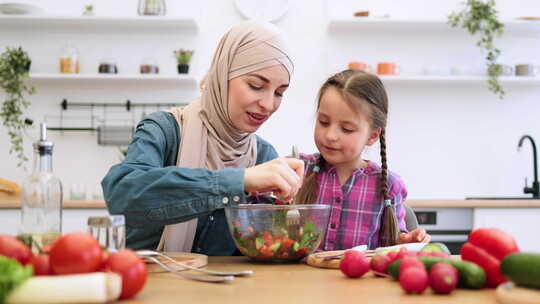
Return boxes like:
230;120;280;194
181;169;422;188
244;157;304;201
398;228;431;244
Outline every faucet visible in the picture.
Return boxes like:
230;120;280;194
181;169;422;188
518;135;540;198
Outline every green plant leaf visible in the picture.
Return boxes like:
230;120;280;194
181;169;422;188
448;0;505;99
0;46;35;168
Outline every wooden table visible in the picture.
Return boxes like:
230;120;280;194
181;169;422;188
122;256;497;304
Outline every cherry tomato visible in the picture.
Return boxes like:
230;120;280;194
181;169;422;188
0;234;32;265
49;232;102;274
29;254;52;275
106;249;147;299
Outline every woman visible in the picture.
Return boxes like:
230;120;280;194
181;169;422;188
101;21;303;255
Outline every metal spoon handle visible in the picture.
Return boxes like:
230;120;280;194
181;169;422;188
144;256;234;283
157;252;253;277
136;250;253;277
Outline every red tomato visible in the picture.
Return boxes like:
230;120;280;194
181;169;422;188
29;254;52;275
97;250;109;271
106;249;147;299
49;232;102;274
339;250;370;278
280;238;294;252
0;234;32;265
263;232;273;246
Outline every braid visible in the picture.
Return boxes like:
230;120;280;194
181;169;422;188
378;129;399;247
295;156;324;204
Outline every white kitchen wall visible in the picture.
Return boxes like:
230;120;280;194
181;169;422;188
1;0;539;200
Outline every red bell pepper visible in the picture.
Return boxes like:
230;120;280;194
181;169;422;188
460;228;519;287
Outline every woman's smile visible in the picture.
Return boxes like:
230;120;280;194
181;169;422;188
246;111;268;126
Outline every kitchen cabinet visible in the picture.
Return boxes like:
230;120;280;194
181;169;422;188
474;208;540;252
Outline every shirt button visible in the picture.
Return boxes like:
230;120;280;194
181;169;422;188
233;195;240;202
222;197;229;204
330;223;336;229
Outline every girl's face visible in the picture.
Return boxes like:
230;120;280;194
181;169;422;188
315;87;380;170
228;65;290;133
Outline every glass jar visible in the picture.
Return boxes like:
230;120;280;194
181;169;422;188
140;58;159;74
88;215;126;251
59;44;80;74
19;123;63;253
138;0;166;16
98;59;118;74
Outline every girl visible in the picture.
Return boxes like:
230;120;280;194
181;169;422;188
295;70;430;250
102;21;304;255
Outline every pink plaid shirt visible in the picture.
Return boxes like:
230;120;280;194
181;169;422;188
300;153;408;250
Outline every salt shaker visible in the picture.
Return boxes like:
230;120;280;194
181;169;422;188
88;215;126;251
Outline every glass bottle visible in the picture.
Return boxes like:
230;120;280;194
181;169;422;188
138;0;166;16
19;123;63;253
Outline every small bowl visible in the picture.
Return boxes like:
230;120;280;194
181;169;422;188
225;204;331;262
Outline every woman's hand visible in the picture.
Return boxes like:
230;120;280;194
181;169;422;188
399;228;431;244
244;157;304;201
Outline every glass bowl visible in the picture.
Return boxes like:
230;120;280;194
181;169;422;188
225;204;330;262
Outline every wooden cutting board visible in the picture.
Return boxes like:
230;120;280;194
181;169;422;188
145;252;208;273
306;250;376;269
306;250;345;269
496;282;540;304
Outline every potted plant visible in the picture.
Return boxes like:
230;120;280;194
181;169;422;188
448;0;505;99
0;47;35;168
83;4;94;16
173;49;194;74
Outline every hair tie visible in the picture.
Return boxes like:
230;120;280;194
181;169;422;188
384;199;392;207
313;165;320;173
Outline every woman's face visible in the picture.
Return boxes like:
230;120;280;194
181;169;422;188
228;64;290;133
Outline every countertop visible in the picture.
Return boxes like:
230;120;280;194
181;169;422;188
120;256;497;304
2;199;540;209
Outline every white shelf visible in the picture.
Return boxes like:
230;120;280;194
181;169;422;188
328;18;540;35
0;15;198;30
29;73;198;85
379;75;540;85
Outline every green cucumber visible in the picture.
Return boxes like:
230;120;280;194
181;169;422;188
388;256;486;289
421;242;451;255
501;253;540;289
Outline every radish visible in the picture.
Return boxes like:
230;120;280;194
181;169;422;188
399;257;425;274
339;250;369;278
399;267;429;294
429;262;459;294
370;254;392;276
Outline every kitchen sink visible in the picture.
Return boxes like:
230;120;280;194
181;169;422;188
465;196;540;200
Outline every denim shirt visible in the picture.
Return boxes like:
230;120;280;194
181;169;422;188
101;111;278;255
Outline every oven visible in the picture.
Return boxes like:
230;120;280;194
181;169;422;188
414;208;473;254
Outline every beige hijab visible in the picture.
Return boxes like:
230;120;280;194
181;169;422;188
157;21;294;252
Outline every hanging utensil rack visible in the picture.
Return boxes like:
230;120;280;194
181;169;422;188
46;98;184;132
